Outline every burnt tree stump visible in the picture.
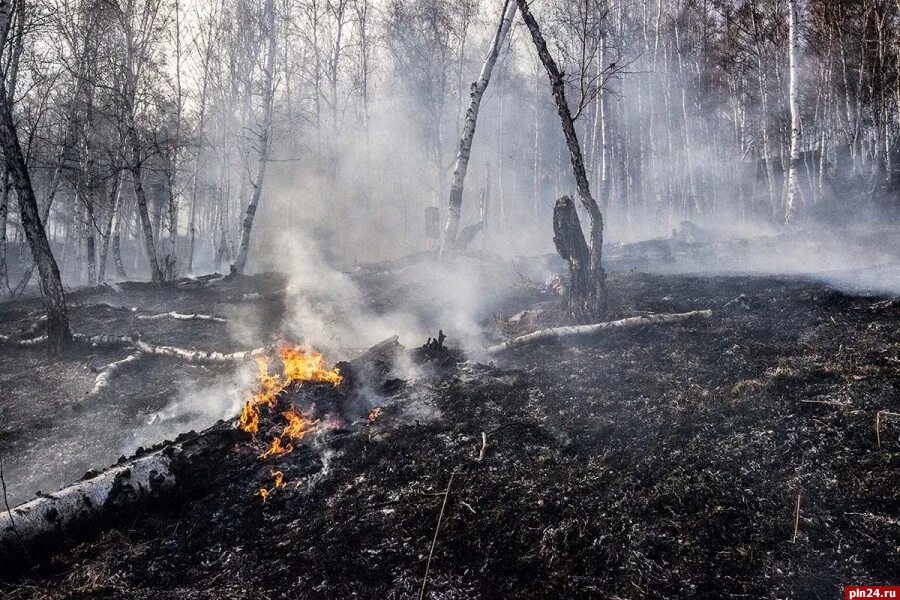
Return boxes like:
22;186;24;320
553;196;597;320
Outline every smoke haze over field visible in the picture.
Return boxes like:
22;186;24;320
0;0;895;296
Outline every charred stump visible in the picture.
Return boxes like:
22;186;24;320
553;196;603;321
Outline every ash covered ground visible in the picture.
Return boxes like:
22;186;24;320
1;233;899;599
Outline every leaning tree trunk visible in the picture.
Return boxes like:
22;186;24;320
0;6;71;351
97;153;124;283
128;134;164;283
516;0;608;319
231;0;276;277
784;0;802;224
439;0;517;257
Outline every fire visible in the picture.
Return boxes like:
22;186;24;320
281;408;318;441
240;401;260;435
271;469;285;488
239;344;342;437
257;470;286;503
260;436;294;459
240;344;341;497
279;346;343;386
253;356;282;408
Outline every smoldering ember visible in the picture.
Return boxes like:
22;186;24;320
0;0;898;598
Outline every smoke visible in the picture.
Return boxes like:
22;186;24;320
125;362;255;455
253;225;519;359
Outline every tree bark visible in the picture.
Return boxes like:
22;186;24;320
553;196;592;317
486;310;713;354
0;2;71;352
231;0;276;277
98;155;124;283
128;135;164;283
439;0;517;256
0;423;245;576
784;0;802;223
0;167;9;294
516;0;608;319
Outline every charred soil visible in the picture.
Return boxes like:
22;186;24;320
1;269;899;599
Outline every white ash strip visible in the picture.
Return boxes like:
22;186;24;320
84;352;144;400
2;331;266;365
485;310;713;354
136;311;227;323
0;334;48;348
132;339;269;363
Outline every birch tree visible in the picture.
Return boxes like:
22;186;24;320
0;0;72;351
439;0;517;256
231;0;276;276
517;0;607;318
784;0;802;223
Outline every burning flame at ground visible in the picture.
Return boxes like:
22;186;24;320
260;436;294;459
258;470;287;503
239;344;341;501
239;344;341;460
282;408;318;440
279;346;343;386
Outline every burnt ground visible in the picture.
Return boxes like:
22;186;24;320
1;245;900;598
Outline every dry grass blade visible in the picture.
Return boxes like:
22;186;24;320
419;471;456;600
876;411;900;450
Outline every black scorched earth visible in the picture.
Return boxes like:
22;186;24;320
0;248;899;599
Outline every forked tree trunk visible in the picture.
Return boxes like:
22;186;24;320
439;0;517;256
516;0;608;319
784;0;802;224
0;3;71;351
232;0;276;277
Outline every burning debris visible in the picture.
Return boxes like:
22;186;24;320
0;333;409;573
238;345;342;458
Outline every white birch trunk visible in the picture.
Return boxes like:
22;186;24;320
784;0;802;223
232;0;276;276
439;0;517;257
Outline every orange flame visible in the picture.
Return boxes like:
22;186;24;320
281;407;318;441
260;436;294;459
239;344;342;436
240;401;260;435
253;356;282;408
271;469;285;488
257;487;270;503
279;346;343;386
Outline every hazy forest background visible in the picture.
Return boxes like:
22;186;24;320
0;0;897;293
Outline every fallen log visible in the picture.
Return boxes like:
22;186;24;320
485;310;713;354
0;423;246;576
132;339;269;363
137;311;227;323
2;330;270;368
0;334;48;348
336;336;405;392
84;352;144;400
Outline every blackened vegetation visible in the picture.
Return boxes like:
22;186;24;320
410;330;462;372
1;273;897;599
